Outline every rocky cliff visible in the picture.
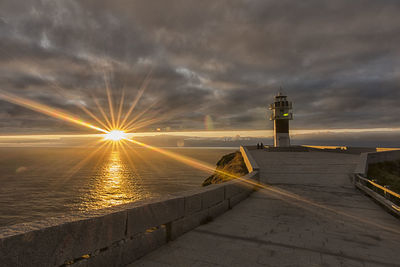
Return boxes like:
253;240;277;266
202;151;248;186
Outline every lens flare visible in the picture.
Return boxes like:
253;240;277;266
104;130;126;141
0;91;108;134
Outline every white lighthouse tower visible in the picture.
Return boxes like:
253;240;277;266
269;91;293;147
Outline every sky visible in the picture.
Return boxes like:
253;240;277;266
0;0;400;137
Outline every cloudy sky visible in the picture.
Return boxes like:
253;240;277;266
0;0;400;135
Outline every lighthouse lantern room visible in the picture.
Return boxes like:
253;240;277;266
269;91;293;147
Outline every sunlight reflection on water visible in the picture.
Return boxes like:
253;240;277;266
80;149;148;211
0;147;234;226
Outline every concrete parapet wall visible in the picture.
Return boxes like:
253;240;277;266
354;152;369;175
366;150;400;165
354;150;400;175
0;171;259;267
240;146;260;172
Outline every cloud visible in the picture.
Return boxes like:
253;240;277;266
0;0;399;134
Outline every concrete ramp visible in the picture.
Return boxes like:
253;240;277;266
130;150;400;266
253;151;359;180
253;151;359;193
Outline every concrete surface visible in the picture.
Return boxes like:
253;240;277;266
130;151;400;267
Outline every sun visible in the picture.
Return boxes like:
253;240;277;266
103;130;127;142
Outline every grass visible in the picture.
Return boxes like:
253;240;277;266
367;160;400;194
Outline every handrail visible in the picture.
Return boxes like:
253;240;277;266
355;175;400;199
354;174;400;213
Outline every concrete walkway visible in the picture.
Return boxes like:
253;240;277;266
129;151;400;266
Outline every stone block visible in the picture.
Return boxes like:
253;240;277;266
92;242;128;267
0;210;127;267
76;242;122;267
69;210;127;258
71;258;89;267
229;191;250;209
127;197;184;236
201;185;225;208
225;175;257;200
170;209;209;240
239;179;256;193
184;193;202;216
208;200;229;218
120;227;167;266
0;226;63;267
225;181;251;198
169;189;203;216
224;180;243;199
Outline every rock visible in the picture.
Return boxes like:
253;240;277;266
202;151;248;186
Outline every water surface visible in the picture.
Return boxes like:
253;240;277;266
0;147;234;227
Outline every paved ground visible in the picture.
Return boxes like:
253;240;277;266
129;151;400;267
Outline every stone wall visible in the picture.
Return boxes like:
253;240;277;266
354;150;400;175
0;165;259;266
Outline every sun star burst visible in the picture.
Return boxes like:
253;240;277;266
104;130;126;142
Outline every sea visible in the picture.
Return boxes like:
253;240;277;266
0;147;235;227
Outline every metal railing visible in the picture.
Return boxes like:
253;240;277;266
354;174;400;211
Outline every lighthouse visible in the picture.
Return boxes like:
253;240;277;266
269;91;293;147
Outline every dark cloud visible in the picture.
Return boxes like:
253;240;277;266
0;0;399;134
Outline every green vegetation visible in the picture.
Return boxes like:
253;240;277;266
202;151;248;186
367;160;400;194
